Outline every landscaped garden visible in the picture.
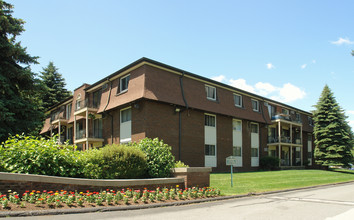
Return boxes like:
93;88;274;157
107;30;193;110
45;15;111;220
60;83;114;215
0;187;221;212
211;169;354;195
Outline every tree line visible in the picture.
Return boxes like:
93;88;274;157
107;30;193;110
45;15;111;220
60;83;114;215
0;0;352;168
0;1;71;142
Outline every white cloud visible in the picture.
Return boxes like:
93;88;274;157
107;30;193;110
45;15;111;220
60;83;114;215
331;37;354;45
349;120;354;129
211;75;226;83
271;83;306;103
226;78;306;103
266;63;275;69
347;110;354;115
255;82;276;96
229;79;255;93
301;64;307;69
312;60;316;64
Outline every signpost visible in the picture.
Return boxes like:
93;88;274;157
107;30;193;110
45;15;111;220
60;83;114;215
226;156;238;187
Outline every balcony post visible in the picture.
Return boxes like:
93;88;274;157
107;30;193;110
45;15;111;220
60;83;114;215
290;124;292;144
86;109;89;150
74;115;76;144
290;146;292;166
58;121;61;144
278;121;281;143
278;144;281;167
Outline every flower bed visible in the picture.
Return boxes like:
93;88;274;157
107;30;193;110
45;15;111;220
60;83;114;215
0;186;221;212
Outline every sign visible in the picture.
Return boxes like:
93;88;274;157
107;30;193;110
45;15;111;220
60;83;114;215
226;156;238;166
226;156;237;187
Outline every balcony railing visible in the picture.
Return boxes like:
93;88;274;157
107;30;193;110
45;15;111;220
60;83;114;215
75;98;100;111
271;114;302;124
268;136;301;145
76;130;85;140
50;111;67;122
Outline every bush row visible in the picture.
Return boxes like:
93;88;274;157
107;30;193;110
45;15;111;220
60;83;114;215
0;135;176;179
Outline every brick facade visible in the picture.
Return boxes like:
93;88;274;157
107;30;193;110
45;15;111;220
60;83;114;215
41;58;315;172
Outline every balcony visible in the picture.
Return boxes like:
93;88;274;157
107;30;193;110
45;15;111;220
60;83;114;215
74;98;99;117
271;114;302;125
74;129;104;147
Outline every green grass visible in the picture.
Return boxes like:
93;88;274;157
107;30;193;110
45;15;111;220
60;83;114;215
210;169;354;195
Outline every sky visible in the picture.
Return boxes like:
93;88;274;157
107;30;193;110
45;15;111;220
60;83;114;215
8;0;354;129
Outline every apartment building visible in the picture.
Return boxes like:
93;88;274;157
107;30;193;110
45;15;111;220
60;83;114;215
40;57;314;171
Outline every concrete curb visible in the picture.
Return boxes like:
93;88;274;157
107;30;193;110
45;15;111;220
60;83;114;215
1;180;354;218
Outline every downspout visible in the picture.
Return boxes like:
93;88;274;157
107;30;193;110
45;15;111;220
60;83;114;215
178;72;189;161
103;78;114;144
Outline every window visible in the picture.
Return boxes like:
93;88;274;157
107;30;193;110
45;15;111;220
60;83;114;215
93;89;102;108
252;99;259;112
282;108;289;115
251;123;258;133
233;146;241;156
268;104;275;118
205;145;216;156
93;118;102;138
121;108;131;123
233;120;242;131
233;94;242;107
251;148;258;157
119;74;130;93
66;104;72;119
308;116;314;126
308;134;312;141
205;114;216;127
205;85;216;101
296;112;301;122
76;100;81;110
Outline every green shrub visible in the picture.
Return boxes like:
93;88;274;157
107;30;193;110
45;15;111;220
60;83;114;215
82;144;147;179
134;138;175;178
260;156;280;171
0;134;85;177
174;160;189;168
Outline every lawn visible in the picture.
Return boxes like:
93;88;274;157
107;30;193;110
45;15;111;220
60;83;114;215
210;169;354;195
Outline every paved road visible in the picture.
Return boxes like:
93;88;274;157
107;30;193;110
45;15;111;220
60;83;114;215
13;183;354;220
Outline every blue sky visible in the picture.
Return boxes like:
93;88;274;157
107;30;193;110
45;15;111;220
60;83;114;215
9;0;354;128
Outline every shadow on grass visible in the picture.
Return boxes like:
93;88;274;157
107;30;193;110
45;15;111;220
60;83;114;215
329;168;354;175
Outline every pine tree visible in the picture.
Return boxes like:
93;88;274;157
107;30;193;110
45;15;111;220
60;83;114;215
313;85;353;168
0;0;43;142
39;62;71;110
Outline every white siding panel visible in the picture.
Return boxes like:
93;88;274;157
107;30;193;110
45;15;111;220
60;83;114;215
205;126;216;145
120;121;131;143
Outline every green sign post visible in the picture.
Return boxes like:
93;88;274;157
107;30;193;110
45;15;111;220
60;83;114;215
226;156;237;187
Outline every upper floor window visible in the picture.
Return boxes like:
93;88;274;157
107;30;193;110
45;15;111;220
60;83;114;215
282;108;289;115
252;99;259;112
295;112;301;122
268;104;275;118
308;116;314;127
119;74;130;93
205;85;216;101
233;94;242;107
205;114;216;127
66;103;72;119
93;89;102;108
76;100;81;110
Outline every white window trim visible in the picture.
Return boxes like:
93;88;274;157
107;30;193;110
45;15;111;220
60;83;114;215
119;74;130;93
234;93;242;107
205;85;216;101
251;122;259;134
252;99;259;112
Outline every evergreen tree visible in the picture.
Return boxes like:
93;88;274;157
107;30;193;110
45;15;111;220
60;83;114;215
39;62;71;110
313;85;353;168
0;0;43;142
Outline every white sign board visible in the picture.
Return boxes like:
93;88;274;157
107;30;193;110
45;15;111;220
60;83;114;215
226;156;238;166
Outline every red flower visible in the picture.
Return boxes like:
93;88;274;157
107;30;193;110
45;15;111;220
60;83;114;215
14;195;19;199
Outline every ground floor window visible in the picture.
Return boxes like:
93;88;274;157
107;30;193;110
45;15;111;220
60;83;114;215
251;148;258;157
233;146;241;156
205;145;216;156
